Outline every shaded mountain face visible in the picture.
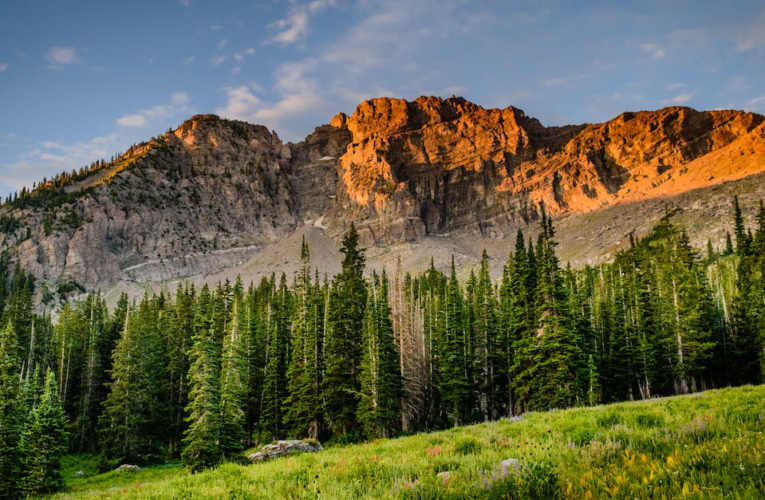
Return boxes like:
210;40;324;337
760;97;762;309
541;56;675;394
1;97;764;301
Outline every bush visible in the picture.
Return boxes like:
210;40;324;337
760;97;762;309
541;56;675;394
453;436;480;455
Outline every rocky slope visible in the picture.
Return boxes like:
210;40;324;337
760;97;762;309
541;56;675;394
1;97;764;303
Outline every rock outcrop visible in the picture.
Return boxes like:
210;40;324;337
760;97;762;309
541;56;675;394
1;97;764;302
248;440;323;462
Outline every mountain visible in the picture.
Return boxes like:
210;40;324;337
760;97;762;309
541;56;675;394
2;96;764;304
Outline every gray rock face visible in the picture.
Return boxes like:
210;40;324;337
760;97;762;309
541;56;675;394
500;458;520;470
1;98;764;304
114;464;141;473
248;440;323;462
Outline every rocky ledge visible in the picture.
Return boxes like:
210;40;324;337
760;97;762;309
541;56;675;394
248;439;323;463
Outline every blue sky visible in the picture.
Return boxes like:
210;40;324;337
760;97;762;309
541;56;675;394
1;0;764;197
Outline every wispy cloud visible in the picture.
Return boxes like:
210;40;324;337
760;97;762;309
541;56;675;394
661;92;695;106
182;56;196;65
735;13;765;53
116;92;192;129
180;0;193;8
640;42;666;59
268;0;337;46
44;46;79;68
540;74;583;88
2;133;118;193
217;60;325;139
744;95;765;111
0;63;7;72
210;55;228;66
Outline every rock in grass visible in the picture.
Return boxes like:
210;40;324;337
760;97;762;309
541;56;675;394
115;464;142;473
248;439;323;463
500;458;520;470
74;470;84;477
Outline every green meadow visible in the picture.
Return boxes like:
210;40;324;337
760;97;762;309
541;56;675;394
52;385;765;499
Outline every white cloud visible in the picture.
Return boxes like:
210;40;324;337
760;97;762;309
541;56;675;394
268;0;337;46
180;0;192;7
172;92;190;105
0;63;7;72
2;133;119;193
116;93;192;129
211;55;228;66
665;82;686;91
217;60;324;139
661;92;695;106
217;86;262;119
640;42;666;59
182;56;196;65
540;74;584;88
736;13;765;53
218;39;228;50
117;114;147;128
211;24;223;31
744;96;765;111
45;46;79;68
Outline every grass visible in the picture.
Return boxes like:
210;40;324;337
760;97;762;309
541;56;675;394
52;385;765;499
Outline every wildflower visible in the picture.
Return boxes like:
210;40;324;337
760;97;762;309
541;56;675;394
427;446;442;456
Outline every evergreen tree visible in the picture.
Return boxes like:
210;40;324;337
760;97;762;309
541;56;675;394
358;271;403;438
0;321;24;498
323;223;367;437
261;274;291;440
284;239;323;438
182;286;222;471
22;370;69;496
440;258;471;426
219;296;247;457
529;213;582;410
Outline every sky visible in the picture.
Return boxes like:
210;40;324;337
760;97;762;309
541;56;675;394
1;0;764;197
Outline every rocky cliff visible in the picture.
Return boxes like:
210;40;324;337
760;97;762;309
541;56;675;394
1;97;764;303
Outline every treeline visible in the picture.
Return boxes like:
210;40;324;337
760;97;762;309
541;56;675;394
0;198;764;493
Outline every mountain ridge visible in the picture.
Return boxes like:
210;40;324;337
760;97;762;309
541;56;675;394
1;96;764;304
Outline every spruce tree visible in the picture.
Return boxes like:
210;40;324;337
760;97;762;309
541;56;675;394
441;258;471;426
22;370;69;496
0;321;24;498
358;271;403;439
219;297;247;457
530;213;582;410
323;223;367;436
182;286;222;471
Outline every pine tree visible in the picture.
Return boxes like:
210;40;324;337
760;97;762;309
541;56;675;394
529;213;582;410
441;258;471;426
358;271;403;439
219;296;247;457
323;223;367;437
22;370;69;496
733;195;750;256
261;275;291;440
284;239;323;438
0;321;24;498
473;251;501;420
182;286;222;471
100;297;168;463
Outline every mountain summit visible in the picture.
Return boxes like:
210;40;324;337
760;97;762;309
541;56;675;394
2;96;764;302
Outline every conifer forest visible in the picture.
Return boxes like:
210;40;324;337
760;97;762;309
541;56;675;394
1;197;765;496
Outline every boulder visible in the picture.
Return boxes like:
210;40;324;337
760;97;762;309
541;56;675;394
248;440;323;463
115;464;141;473
500;458;520;470
73;470;84;478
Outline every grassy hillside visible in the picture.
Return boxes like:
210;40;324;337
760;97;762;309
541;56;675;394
53;385;765;499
